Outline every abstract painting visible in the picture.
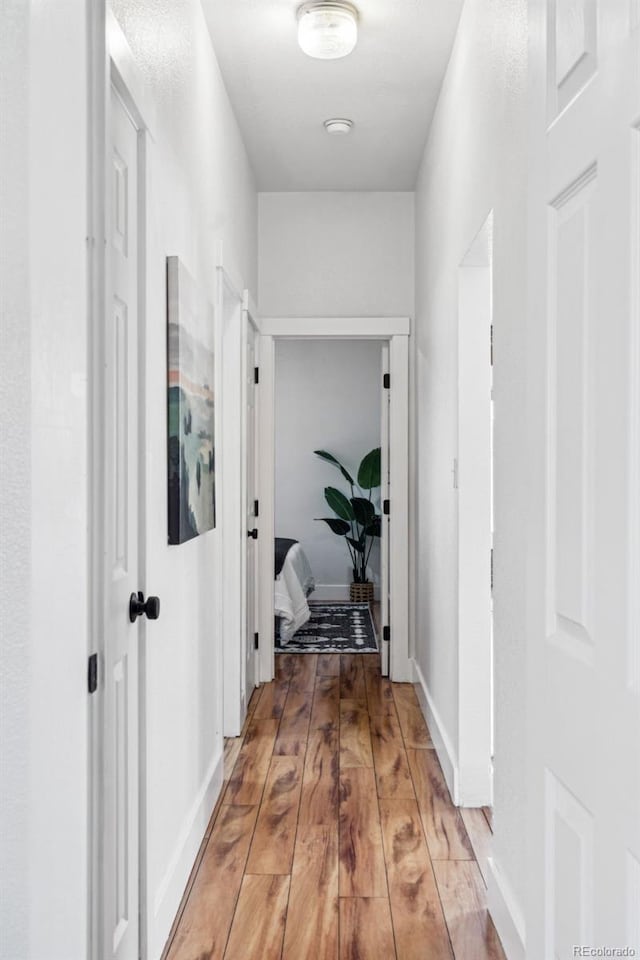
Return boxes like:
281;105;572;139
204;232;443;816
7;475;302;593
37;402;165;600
167;256;216;544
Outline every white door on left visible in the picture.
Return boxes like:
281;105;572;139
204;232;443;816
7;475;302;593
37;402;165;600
244;314;258;703
104;84;141;960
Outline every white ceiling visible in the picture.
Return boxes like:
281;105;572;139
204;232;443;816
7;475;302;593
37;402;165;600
201;0;465;191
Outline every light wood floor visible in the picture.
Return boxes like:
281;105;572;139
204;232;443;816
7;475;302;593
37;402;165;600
162;652;505;960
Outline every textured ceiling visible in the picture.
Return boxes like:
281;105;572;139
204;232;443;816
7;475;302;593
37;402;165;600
201;0;465;191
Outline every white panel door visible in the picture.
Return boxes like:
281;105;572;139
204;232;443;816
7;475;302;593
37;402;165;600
380;343;391;676
528;3;640;953
245;316;258;701
105;85;140;960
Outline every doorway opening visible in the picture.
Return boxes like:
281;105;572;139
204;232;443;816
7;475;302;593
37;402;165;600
253;316;411;686
273;338;384;666
457;211;494;808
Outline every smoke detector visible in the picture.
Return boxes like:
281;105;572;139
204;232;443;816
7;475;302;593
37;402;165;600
324;118;354;135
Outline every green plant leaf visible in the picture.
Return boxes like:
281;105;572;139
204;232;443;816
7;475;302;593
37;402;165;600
357;447;381;489
324;486;355;521
365;516;382;538
351;497;375;527
315;517;350;536
347;537;365;553
314;449;355;486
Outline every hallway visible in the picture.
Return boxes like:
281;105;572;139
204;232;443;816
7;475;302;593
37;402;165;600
162;653;505;960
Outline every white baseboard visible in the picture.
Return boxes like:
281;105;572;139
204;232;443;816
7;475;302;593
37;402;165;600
149;747;224;959
311;583;381;602
411;658;459;804
487;856;526;960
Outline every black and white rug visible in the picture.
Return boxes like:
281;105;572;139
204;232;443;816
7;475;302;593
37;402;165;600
276;603;378;654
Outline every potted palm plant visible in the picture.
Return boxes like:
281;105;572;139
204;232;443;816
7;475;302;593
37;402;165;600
314;446;381;603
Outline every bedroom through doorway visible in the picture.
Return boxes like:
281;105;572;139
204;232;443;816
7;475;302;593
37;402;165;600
273;338;386;669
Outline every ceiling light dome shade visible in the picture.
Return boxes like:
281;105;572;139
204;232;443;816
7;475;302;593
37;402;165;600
297;2;358;60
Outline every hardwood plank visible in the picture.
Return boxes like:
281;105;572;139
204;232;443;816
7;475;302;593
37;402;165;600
225;719;279;805
460;808;492;886
339;699;373;768
274;686;312;754
275;653;296;681
393;683;433;748
482;805;493;833
224;874;290;960
282;825;339;960
273;735;307;757
407;749;474;860
165;804;258;960
379;798;453;960
361;653;380;672
253;679;289;720
370;713;415;798
245;756;303;875
247;684;262;717
290;653;318;692
365;669;396;716
311;676;340;727
362;652;382;674
340;654;366;699
239;685;263;738
317;652;341;677
299;723;339;826
339;897;396;960
339;766;387;897
223;736;243;783
433;860;506;960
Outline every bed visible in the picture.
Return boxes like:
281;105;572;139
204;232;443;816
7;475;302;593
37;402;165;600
274;538;315;644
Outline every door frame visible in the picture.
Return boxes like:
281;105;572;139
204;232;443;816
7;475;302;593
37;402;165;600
217;256;251;736
89;11;156;960
456;211;494;806
241;292;260;708
255;316;411;683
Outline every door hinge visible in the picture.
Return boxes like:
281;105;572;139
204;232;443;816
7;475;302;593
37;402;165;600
452;458;458;489
490;325;494;367
383;499;390;515
383;372;390;389
88;653;98;694
254;499;259;517
254;632;259;650
383;625;390;644
254;366;259;384
491;547;494;592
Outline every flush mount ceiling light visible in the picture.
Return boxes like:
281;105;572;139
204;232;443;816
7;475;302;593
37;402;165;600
324;118;354;135
297;2;358;60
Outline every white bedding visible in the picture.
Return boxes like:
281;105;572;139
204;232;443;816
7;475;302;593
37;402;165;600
275;543;315;644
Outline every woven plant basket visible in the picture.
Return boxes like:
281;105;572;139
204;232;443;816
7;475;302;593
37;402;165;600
349;581;374;603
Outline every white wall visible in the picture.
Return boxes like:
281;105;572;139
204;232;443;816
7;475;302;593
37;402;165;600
1;4;90;959
258;192;414;318
1;3;34;957
108;2;257;956
413;0;527;952
275;340;381;596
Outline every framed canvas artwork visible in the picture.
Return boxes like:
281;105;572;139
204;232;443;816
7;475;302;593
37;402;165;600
166;256;216;544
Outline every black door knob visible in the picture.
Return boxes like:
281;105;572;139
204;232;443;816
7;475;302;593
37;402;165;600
247;528;258;539
129;591;161;623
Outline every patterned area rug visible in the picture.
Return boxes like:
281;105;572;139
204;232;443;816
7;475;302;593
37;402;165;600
276;602;378;654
